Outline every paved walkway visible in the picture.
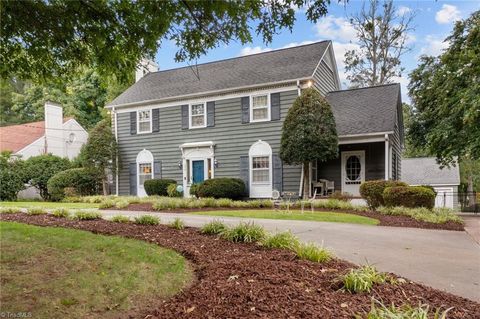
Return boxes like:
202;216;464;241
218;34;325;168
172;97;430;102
100;210;480;302
462;214;480;244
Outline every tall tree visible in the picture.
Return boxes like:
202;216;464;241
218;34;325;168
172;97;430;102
344;0;414;87
1;0;330;82
280;88;338;199
402;103;429;158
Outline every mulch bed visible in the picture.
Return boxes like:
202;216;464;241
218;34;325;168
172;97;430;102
109;203;465;231
1;213;478;319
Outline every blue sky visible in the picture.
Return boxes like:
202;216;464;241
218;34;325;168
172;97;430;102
155;1;479;102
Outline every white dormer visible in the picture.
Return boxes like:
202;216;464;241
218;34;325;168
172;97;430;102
135;59;159;82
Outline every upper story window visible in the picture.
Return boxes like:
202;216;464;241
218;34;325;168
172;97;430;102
137;110;152;133
251;94;270;122
190;103;206;128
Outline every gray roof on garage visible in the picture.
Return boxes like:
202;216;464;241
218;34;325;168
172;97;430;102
402;157;460;186
109;41;330;107
326;83;401;136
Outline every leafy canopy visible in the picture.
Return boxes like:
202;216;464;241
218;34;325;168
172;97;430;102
280;88;338;165
408;10;480;165
1;0;330;81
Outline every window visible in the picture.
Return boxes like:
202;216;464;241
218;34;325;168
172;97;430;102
137;110;152;133
138;163;152;185
345;155;361;183
251;95;270;122
252;156;270;183
190;103;206;128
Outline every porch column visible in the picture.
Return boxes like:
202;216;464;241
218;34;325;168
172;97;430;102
384;134;389;180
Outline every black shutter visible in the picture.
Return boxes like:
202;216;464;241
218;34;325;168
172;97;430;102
272;154;283;192
130;112;137;135
152;109;160;132
271;93;281;121
181;104;189;129
129;163;137;195
154;161;162;179
239;155;250;195
241;97;250;124
207;101;215;127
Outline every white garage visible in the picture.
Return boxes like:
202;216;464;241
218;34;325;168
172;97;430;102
401;157;460;210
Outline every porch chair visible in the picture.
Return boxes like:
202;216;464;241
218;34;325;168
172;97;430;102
325;180;335;195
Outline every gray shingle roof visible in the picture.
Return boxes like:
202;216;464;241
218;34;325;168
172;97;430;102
326;83;401;136
401;157;460;186
109;41;330;107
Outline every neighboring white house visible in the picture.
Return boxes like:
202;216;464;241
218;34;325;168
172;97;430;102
402;157;461;209
0;101;88;198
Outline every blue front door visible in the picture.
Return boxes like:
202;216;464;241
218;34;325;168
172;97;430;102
192;160;205;184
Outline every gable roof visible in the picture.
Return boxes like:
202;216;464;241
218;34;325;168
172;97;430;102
109;41;331;107
326;83;401;136
0;118;73;153
401;157;460;186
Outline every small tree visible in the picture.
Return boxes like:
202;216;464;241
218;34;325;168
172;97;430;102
79;120;118;195
280;88;338;198
24;154;70;200
0;151;26;201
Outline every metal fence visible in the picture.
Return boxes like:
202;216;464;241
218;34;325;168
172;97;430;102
458;191;479;213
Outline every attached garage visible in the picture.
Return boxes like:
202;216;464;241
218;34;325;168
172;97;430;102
401;157;460;210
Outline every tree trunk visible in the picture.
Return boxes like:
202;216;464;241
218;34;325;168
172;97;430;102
102;178;108;196
302;161;310;199
467;173;475;206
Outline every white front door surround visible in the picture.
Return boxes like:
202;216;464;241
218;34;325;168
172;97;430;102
180;142;215;197
136;149;154;197
341;150;365;196
249;140;272;198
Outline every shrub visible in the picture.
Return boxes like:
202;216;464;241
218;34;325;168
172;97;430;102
169;218;185;230
377;206;463;224
27;208;47;215
341;265;387;293
361;300;451;319
115;199;129;209
99;199;116;209
134;215;160;225
221;222;266;243
144;179;177;196
294;242;332;263
52;208;70;218
72;210;102;220
329;191;353;202
0;207;22;214
0;152;26;201
201;220;227;235
47;168;99;201
189;183;200;198
383;186;435;209
196;178;246;200
111;215;130;223
167;183;182;197
262;231;300;250
360;180;408;209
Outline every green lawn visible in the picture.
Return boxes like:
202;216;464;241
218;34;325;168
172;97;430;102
0;201;99;209
0;222;192;318
191;210;379;225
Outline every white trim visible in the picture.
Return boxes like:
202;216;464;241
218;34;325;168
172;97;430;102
189;102;207;129
62;118;88;134
136;109;153;134
180;141;215;149
248;140;273;198
341;150;365;196
107;79;311;109
136;149;154;197
310;41;342;90
340;131;394;138
385;134;389;180
311;41;331;78
113;107;119;196
410;183;461;187
14;135;46;156
250;94;271;123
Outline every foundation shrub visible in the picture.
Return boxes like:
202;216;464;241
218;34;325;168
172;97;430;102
383;186;435;209
360;180;408;209
196;178;246;200
167;183;182;197
144;179;177;196
47;168;99;201
189;183;200;198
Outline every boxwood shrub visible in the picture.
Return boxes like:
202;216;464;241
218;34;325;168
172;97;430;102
359;180;408;209
47;168;99;201
196;178;246;200
144;179;177;196
383;186;435;209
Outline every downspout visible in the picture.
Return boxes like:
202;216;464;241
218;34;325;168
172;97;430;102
113;107;119;196
384;134;389;180
297;80;304;197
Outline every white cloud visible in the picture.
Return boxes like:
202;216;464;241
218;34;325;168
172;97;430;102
331;41;361;87
315;15;357;43
419;35;448;57
435;4;461;24
281;40;315;49
397;6;412;16
239;46;272;56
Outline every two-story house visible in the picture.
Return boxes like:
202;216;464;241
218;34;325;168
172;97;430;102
107;41;403;198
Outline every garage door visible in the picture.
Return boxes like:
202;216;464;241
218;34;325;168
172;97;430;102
434;187;454;209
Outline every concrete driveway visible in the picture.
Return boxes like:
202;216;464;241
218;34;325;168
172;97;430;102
100;210;480;302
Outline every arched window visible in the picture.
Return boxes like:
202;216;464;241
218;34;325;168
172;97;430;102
136;149;154;197
249;140;272;198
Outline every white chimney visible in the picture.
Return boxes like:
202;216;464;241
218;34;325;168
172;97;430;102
44;101;64;157
135;58;159;82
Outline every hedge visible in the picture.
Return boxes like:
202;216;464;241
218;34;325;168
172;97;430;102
47;168;99;201
383;186;435;209
359;180;408;209
144;179;176;196
196;178;246;200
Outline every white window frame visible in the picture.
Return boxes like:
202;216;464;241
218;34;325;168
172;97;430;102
189;102;207;129
251;156;271;185
137;109;152;134
250;94;270;123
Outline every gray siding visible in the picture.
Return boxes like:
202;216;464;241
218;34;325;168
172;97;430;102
316;142;386;191
391;96;403;180
116;90;302;195
313;61;338;95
